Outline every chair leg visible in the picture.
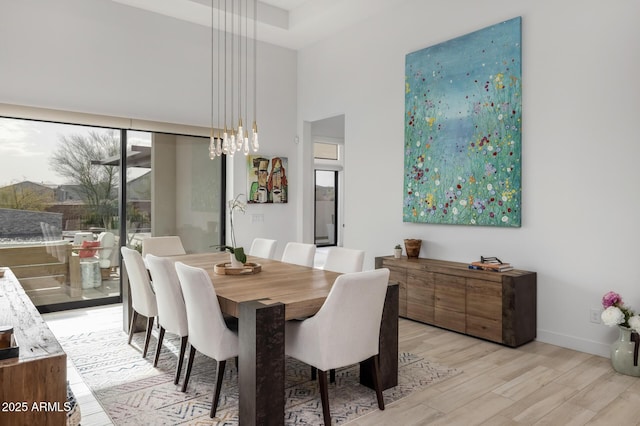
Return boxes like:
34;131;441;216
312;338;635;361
174;336;188;385
318;369;331;426
142;316;155;358
127;311;138;345
153;326;166;367
210;360;227;418
371;355;385;410
181;345;196;392
312;366;335;383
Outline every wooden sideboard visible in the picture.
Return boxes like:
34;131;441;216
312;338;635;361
0;268;67;426
375;256;537;347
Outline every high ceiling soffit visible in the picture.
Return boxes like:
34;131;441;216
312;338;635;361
110;0;410;50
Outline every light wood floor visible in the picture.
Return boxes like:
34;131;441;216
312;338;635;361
355;320;640;426
44;305;640;426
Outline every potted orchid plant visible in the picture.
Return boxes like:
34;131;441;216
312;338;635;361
222;194;247;267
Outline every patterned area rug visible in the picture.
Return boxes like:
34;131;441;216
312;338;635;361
59;328;460;425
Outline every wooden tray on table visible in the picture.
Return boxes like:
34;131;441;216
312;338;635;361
214;262;262;275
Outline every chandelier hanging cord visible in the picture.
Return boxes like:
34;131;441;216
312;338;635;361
216;0;223;155
236;0;243;152
228;0;237;157
242;0;249;154
251;0;259;152
209;0;259;159
209;0;216;158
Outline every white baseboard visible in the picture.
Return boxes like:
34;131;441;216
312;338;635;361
536;329;611;358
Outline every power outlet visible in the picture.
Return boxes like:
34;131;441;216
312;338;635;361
589;308;601;324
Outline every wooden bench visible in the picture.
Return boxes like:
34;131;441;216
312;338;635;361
0;268;67;426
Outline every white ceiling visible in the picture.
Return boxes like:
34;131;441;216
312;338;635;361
110;0;411;50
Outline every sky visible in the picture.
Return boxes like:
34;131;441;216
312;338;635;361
0;117;150;187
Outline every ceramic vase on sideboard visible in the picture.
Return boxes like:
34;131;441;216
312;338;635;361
610;326;640;377
404;239;422;259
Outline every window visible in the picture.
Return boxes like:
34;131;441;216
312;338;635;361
314;142;339;160
0;116;224;312
0;117;122;310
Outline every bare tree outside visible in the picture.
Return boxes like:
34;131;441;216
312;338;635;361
49;130;120;228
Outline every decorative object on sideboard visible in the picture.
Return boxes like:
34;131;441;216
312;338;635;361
468;255;514;272
0;325;14;349
610;326;640;377
394;244;402;259
0;333;19;360
403;239;421;259
600;291;640;376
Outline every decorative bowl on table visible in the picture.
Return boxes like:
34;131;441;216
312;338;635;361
214;262;262;275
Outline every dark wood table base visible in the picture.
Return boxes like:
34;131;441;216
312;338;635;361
361;284;399;390
239;300;285;425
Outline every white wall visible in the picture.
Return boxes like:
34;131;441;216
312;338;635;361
297;0;640;356
0;0;298;259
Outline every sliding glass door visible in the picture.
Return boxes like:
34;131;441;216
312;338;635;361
0;117;122;310
0;117;224;312
121;131;151;254
147;133;224;253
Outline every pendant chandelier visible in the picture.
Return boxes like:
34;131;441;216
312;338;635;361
209;0;259;159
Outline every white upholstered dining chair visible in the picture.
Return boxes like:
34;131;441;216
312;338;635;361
316;246;365;382
142;236;186;258
323;246;365;273
281;242;316;267
249;238;277;259
120;247;158;358
145;254;189;386
175;262;239;418
285;268;390;426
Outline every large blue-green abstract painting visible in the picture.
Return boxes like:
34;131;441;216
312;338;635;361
404;17;522;227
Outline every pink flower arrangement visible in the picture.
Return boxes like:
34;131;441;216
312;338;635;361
602;291;623;308
601;291;640;331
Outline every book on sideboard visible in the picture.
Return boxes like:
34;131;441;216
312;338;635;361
469;260;514;272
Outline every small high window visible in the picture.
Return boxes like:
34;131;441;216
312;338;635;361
314;142;338;160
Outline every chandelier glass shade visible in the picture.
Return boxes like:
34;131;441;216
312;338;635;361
209;0;259;159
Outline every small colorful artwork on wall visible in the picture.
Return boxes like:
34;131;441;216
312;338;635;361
404;17;522;227
247;156;288;204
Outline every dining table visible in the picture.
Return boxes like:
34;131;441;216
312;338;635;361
169;252;399;426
